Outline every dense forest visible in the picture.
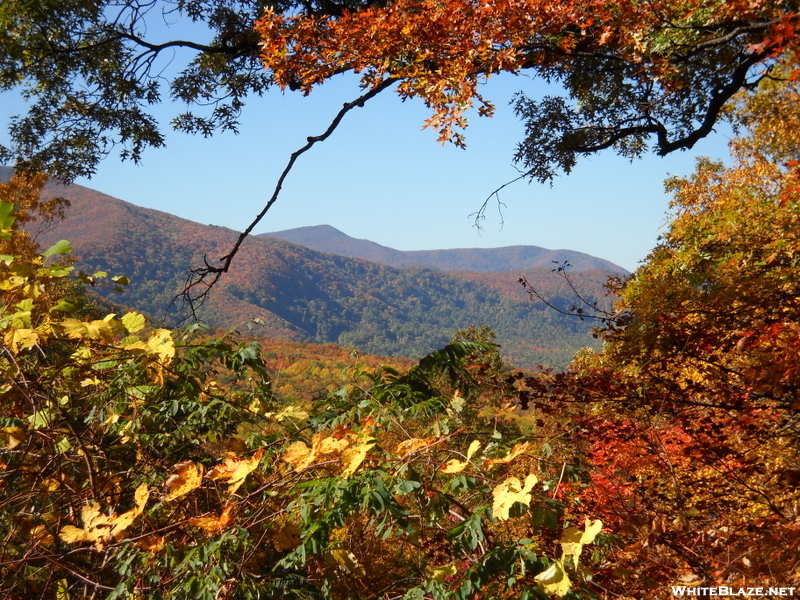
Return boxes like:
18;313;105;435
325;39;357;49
2;0;800;598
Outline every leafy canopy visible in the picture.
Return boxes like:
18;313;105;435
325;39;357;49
2;0;798;184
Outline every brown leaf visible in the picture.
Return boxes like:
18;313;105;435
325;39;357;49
273;522;303;551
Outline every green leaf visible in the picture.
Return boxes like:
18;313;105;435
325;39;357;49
28;408;56;430
49;300;76;314
41;240;73;258
54;436;72;453
0;202;15;238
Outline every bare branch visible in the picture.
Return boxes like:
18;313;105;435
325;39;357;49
470;171;527;230
177;77;398;318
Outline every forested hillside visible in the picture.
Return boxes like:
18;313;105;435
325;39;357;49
259;224;627;272
11;171;615;370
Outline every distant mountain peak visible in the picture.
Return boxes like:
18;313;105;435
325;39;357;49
258;225;627;273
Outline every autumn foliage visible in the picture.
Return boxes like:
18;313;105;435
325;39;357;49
256;0;800;175
3;47;800;600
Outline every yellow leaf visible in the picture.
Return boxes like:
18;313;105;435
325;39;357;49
341;439;375;477
330;549;366;578
485;442;530;469
0;275;25;290
534;560;571;597
492;474;538;520
109;484;150;539
124;329;175;363
441;458;468;473
59;524;95;545
466;439;481;460
207;448;264;494
137;534;165;553
580;518;603;544
274;405;310;422
441;439;481;473
282;433;351;473
560;518;603;569
163;461;204;502
282;441;316;472
145;329;175;362
41;477;61;492
60;318;115;342
4;328;39;354
424;563;457;583
314;433;350;454
56;579;69;600
121;312;146;334
189;504;236;533
58;484;149;550
273;522;303;551
28;524;55;546
0;426;26;449
395;437;433;457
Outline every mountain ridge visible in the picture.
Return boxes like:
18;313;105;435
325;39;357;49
259;224;628;273
2;168;619;369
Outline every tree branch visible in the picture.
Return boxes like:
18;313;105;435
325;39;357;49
177;77;398;318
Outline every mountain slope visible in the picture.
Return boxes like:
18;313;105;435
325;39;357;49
10;173;618;369
259;224;627;272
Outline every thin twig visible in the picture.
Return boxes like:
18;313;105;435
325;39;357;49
470;171;527;230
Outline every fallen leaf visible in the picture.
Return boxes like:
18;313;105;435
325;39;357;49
28;524;54;546
0;426;26;449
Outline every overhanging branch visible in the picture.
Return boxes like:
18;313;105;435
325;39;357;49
178;77;398;317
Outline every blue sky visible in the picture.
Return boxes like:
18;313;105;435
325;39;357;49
3;71;732;272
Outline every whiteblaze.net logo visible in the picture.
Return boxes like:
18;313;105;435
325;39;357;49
671;587;796;597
